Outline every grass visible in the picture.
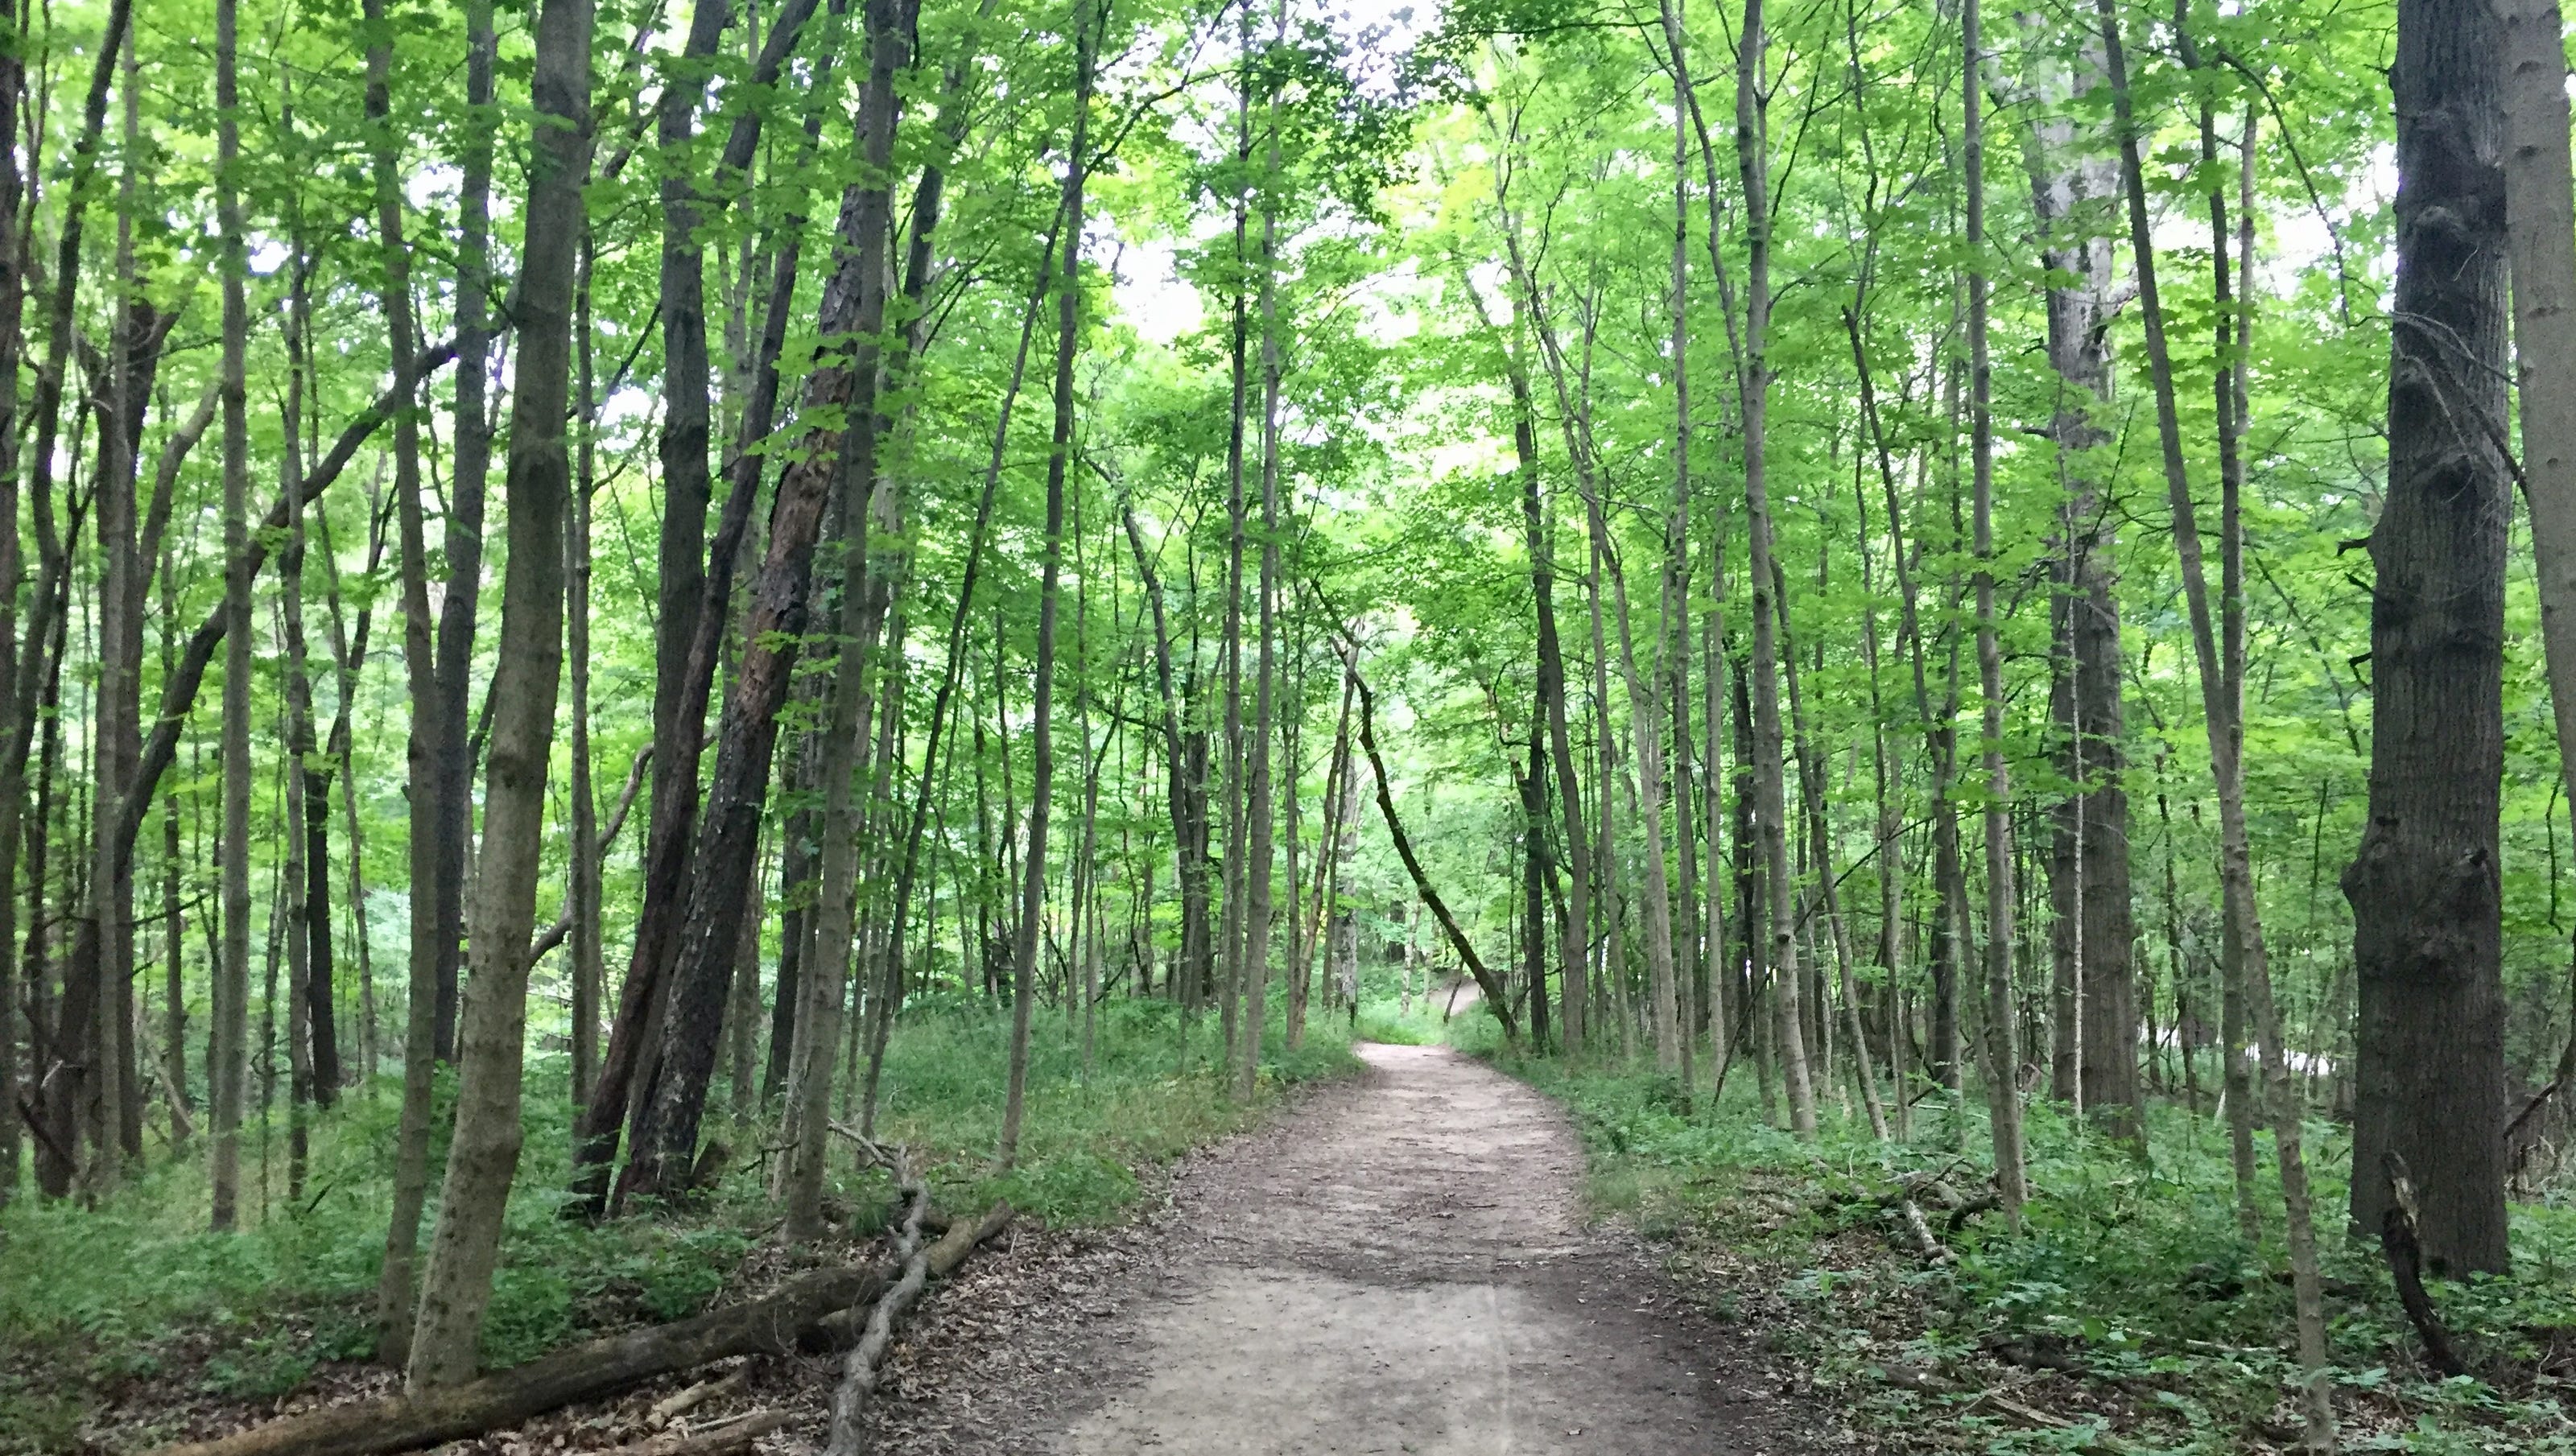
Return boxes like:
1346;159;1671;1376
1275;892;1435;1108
1466;1036;2576;1454
0;996;1358;1453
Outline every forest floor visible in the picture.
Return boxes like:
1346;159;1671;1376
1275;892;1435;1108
851;1040;1826;1454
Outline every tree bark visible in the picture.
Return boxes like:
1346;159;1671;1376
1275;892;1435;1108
570;233;603;1109
620;76;893;1210
1240;0;1285;1099
999;0;1096;1166
576;0;826;1211
1964;0;2026;1215
1736;0;1816;1133
427;0;499;1062
636;0;739;1102
403;0;588;1385
365;0;448;1359
213;0;253;1236
2338;0;2513;1279
784;0;919;1232
2496;0;2576;1265
2007;20;2139;1145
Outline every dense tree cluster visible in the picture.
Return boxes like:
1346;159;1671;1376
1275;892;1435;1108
0;0;2569;1435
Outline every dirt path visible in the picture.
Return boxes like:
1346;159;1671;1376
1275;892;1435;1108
863;1042;1818;1454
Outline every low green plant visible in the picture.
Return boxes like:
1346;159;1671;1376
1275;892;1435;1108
1480;1046;2576;1454
0;997;1359;1452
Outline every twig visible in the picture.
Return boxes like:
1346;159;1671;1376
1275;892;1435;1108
593;1410;791;1456
647;1366;746;1429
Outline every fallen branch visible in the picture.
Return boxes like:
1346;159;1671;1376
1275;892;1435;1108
2380;1152;2467;1377
596;1410;792;1456
646;1366;747;1428
146;1260;897;1456
1898;1199;1949;1262
822;1200;1013;1456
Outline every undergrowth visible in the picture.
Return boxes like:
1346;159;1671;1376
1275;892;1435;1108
0;998;1356;1453
1467;1035;2576;1454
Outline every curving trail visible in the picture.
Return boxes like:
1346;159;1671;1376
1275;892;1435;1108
870;1042;1816;1454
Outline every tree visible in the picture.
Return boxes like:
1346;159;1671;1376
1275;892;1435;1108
2342;0;2514;1277
404;0;591;1387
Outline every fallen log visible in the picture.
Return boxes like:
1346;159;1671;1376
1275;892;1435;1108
147;1260;895;1456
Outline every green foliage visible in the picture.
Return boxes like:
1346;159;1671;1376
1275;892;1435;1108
1481;1048;2576;1453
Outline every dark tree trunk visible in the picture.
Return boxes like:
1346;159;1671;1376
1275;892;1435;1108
572;0;824;1211
619;107;894;1203
2343;0;2514;1277
431;0;499;1062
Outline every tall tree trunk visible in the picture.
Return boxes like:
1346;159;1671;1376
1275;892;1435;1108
1216;0;1255;1070
2103;3;2339;1440
2339;0;2512;1279
1736;0;1816;1133
1239;0;1284;1100
366;0;448;1358
213;0;254;1237
405;0;588;1384
569;233;602;1110
1493;297;1590;1057
78;25;143;1193
0;0;27;1213
2011;21;2139;1145
998;0;1096;1167
634;0;737;1092
431;0;500;1062
281;224;320;1195
621;45;895;1207
1964;0;2025;1216
15;0;130;1199
859;203;1057;1133
784;0;919;1232
2496;0;2576;1263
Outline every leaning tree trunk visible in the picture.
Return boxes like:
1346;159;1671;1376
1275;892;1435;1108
572;0;820;1211
403;0;588;1387
2341;0;2513;1278
621;75;899;1208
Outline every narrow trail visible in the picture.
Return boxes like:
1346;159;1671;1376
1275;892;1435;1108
866;1042;1818;1454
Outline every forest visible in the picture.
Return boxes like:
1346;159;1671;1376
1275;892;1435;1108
2;0;2574;1446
